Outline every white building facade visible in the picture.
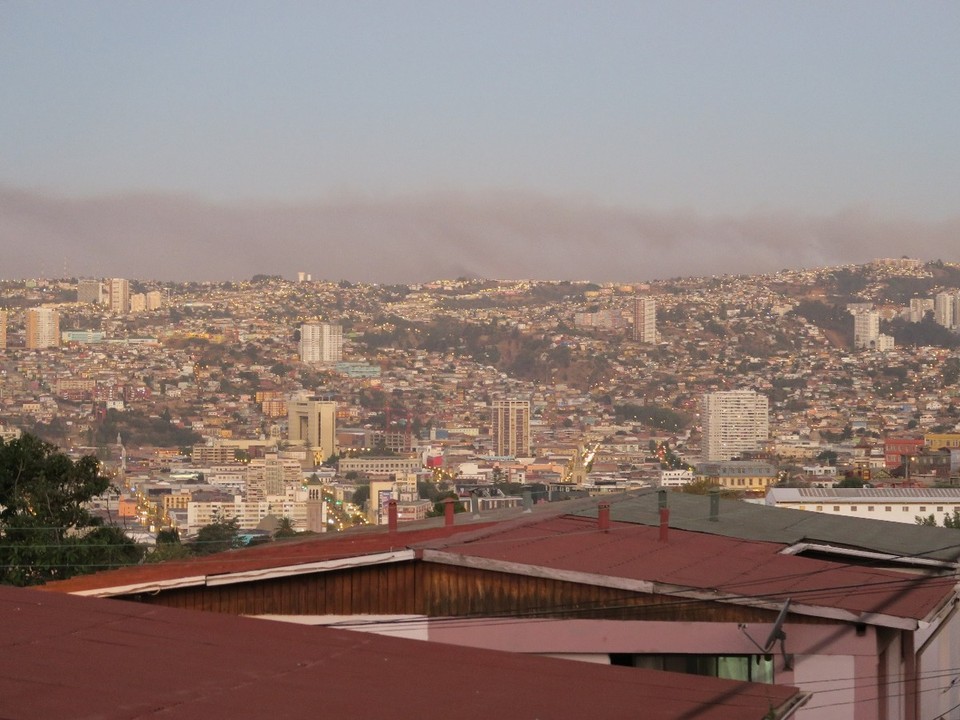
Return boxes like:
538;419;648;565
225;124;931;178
300;323;343;364
700;390;769;461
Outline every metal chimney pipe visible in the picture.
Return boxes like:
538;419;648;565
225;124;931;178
598;501;611;532
387;499;398;532
658;488;667;510
443;497;455;526
659;507;670;542
522;488;533;513
709;487;720;522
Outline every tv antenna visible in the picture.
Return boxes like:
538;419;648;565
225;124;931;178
739;599;794;670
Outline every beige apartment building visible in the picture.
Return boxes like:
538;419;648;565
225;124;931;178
25;307;60;349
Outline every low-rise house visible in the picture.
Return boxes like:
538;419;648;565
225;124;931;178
4;584;804;720
47;489;960;719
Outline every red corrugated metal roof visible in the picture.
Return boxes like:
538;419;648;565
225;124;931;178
0;586;801;720
44;510;954;623
43;522;496;593
431;515;954;621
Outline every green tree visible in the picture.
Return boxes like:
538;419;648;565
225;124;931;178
0;434;142;586
147;527;192;563
816;450;838;466
836;477;865;488
944;510;960;529
426;492;466;517
351;483;371;508
274;517;298;539
191;516;241;555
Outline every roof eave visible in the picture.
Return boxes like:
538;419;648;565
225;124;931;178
70;549;416;597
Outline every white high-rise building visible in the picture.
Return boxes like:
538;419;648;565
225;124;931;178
145;290;163;310
25;307;60;349
76;279;104;304
934;292;955;329
300;323;343;364
633;296;656;343
701;390;769;462
909;298;934;323
853;310;880;350
108;278;130;314
491;399;531;457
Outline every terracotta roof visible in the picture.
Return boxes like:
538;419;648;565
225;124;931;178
426;515;955;624
0;586;803;720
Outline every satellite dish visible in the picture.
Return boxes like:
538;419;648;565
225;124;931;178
739;598;794;671
763;598;791;652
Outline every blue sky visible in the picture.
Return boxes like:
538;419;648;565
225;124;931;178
2;2;959;280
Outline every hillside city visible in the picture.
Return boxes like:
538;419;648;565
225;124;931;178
2;256;960;545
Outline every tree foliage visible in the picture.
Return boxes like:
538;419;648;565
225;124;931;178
0;434;141;586
614;404;690;432
191;516;241;555
274;517;298;538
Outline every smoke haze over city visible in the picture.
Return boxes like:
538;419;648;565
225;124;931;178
3;185;960;282
3;2;959;281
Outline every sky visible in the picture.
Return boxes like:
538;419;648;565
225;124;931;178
2;1;959;282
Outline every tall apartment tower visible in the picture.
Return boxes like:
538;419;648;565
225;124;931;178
108;278;130;314
633;296;656;343
145;290;163;311
0;310;6;349
25;307;60;349
287;396;338;462
934;292;956;329
76;279;104;304
909;298;934;323
853;310;880;350
491;399;531;457
299;323;343;364
701;390;769;461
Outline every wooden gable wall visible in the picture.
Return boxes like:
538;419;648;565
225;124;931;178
122;560;790;623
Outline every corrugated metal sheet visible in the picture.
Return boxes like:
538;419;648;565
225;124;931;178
437;515;953;621
570;488;960;562
44;521;497;594
0;585;801;720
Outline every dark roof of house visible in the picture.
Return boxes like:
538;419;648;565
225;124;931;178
0;585;803;720
569;488;960;563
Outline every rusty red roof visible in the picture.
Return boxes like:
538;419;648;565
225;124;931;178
44;521;496;594
0;585;802;720
44;509;955;624
427;515;954;622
